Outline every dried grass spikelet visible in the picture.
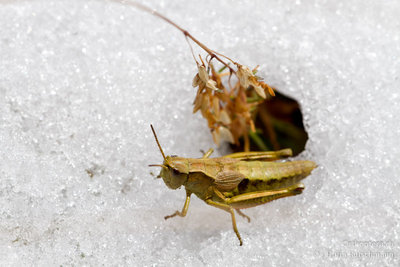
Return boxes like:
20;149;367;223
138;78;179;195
236;64;275;98
212;125;234;146
237;65;266;98
193;64;219;91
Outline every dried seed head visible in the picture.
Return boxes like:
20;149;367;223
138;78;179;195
192;56;274;148
261;81;275;96
218;125;235;144
206;79;218;91
212;128;221;146
236;65;252;89
218;110;231;124
236;64;267;99
198;65;209;82
193;93;203;113
200;93;211;115
252;84;266;99
212;97;220;119
192;73;201;87
196;65;218;91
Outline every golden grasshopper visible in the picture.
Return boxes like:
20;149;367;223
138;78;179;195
149;125;317;246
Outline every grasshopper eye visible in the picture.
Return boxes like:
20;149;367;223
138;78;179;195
172;168;180;175
171;155;178;157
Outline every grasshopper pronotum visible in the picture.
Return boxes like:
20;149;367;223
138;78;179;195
149;125;317;246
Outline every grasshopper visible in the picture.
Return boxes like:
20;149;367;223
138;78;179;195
149;125;317;246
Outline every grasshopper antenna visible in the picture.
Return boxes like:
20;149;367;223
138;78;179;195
150;124;167;161
148;164;167;169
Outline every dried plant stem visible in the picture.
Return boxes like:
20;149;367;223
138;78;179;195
110;0;235;72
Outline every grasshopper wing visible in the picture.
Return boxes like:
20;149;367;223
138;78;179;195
222;149;292;161
214;171;245;192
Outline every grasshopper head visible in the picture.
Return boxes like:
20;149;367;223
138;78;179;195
159;165;187;190
149;125;189;190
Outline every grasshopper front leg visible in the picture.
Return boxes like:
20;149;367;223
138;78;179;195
165;190;192;220
205;199;243;246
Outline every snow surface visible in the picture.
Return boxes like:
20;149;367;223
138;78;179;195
1;0;399;266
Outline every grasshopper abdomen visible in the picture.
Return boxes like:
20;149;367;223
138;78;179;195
235;160;316;193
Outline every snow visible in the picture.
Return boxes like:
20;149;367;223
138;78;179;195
0;0;399;266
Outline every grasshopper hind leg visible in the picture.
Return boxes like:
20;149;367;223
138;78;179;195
236;209;251;223
205;199;243;246
228;183;305;210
